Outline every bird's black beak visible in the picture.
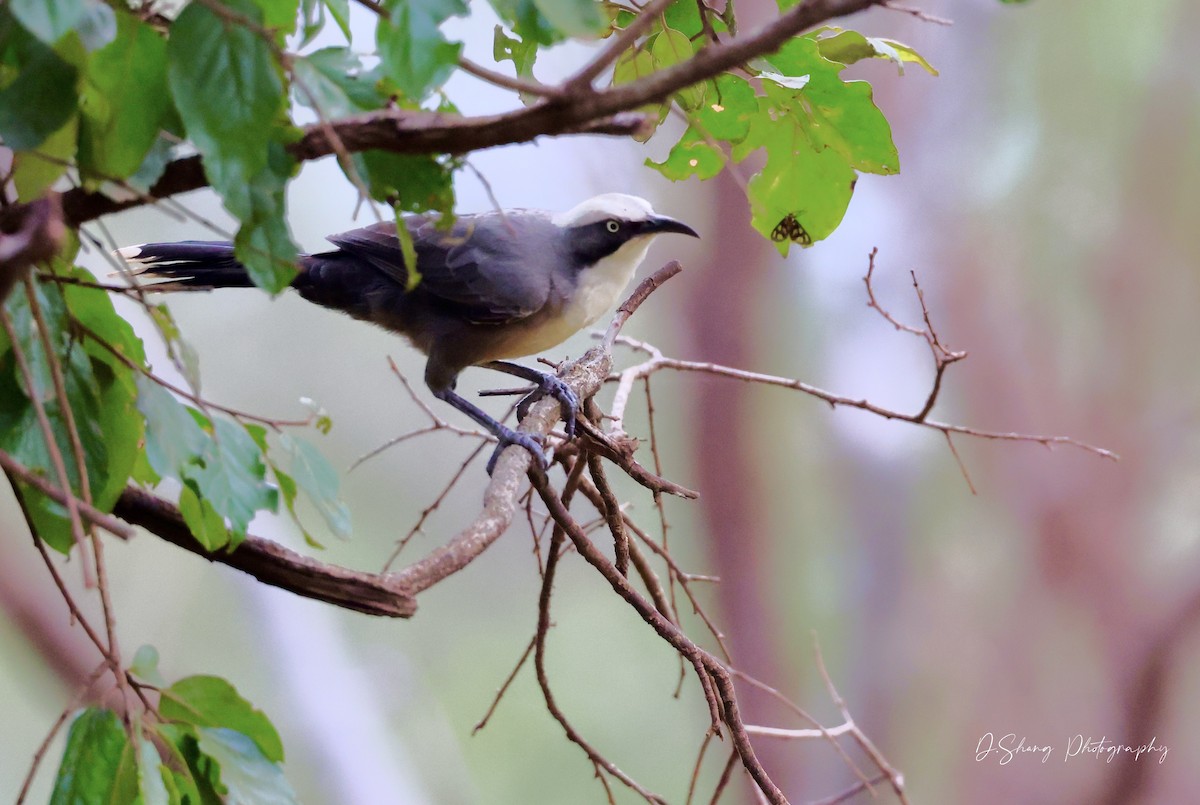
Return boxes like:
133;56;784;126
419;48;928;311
643;215;700;239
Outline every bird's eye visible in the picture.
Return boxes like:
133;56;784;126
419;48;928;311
605;219;620;233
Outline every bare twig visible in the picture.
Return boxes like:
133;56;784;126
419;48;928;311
532;473;785;803
813;636;908;804
608;335;1117;460
472;634;537;734
534;460;666;803
882;1;953;25
458;57;563;99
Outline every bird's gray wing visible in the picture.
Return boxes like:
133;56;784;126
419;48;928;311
324;212;558;325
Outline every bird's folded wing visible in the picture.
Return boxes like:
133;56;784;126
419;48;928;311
325;213;557;325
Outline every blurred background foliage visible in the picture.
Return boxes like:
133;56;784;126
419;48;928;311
3;0;1199;802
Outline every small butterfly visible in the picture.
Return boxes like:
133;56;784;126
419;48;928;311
770;213;811;246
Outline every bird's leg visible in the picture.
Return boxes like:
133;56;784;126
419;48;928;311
482;360;579;438
432;385;550;474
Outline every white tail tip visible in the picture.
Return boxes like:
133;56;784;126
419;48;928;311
112;245;153;275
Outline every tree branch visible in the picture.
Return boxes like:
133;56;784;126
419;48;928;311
60;0;887;226
113;487;417;617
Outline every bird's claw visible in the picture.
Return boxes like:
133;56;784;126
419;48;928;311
486;428;551;475
517;374;579;438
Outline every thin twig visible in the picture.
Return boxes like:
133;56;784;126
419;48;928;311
15;662;109;805
0;450;134;539
813;635;908;804
565;0;677;90
534;459;667;804
0;309;92;584
473;634;537;734
882;1;953;25
458;57;563;98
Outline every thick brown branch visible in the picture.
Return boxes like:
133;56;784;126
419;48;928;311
61;0;886;226
114;487;417;618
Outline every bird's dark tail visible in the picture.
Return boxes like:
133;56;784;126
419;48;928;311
115;241;258;289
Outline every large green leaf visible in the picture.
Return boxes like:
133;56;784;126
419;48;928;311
9;0;115;49
187;417;278;543
78;10;170;180
292;47;387;116
11;116;77;201
280;434;351;539
0;270;144;553
167;0;299;292
50;708;134;805
376;0;467;100
646;127;723;181
161;676;285;764
814;29;938;75
531;0;604;37
0;11;79;150
487;0;562;45
137;378;279;548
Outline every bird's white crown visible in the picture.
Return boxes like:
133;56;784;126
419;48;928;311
552;193;656;228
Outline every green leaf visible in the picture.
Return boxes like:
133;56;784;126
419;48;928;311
814;29;937;75
531;0;604;37
376;0;467;100
50;708;131;805
250;0;301;32
137;377;279;546
325;0;351;41
185;417;278;540
746;106;857;253
137;377;208;482
492;25;539;103
11;115;77;201
195;728;298;805
154;726;214;805
281;434;351;539
292;48;385;116
695;74;756;142
138;740;171;805
179;483;232;551
487;0;562;45
646;128;723;181
0;271;143;552
0;13;79;150
167;0;298;292
231;140;300;293
651;26;703;109
161;676;285;764
354;150;457;215
9;0;87;44
78;10;171;180
612;46;661;141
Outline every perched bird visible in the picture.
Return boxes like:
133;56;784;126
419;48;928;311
118;193;699;472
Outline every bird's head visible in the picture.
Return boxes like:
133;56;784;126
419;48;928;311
552;193;699;270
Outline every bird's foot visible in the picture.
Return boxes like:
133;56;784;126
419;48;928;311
516;374;579;438
487;427;551;475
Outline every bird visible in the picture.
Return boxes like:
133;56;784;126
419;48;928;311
117;193;700;473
